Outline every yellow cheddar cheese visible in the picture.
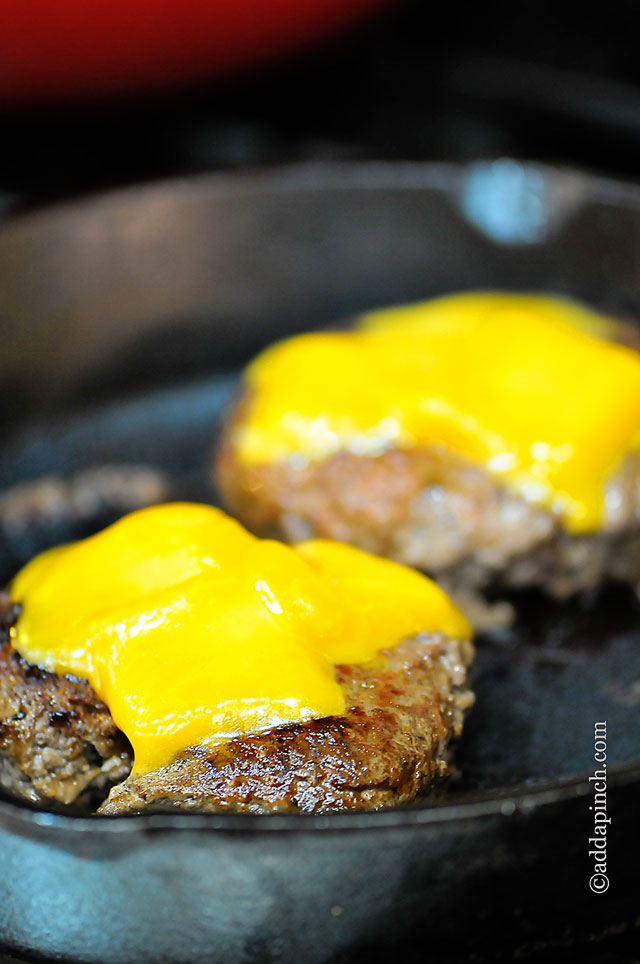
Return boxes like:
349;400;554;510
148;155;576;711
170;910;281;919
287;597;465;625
11;503;469;775
234;292;640;533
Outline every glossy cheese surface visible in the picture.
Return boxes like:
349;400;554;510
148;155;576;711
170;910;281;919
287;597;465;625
10;503;469;774
235;292;640;532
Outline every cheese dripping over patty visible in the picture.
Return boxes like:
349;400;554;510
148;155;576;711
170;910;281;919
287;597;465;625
234;292;640;533
10;503;469;774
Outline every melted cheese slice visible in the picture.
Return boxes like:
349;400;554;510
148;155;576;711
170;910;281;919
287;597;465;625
11;503;469;775
234;292;640;533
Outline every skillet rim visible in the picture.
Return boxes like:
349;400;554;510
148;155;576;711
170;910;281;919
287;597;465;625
4;156;640;232
0;760;638;838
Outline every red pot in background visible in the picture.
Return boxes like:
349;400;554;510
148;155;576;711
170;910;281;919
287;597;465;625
0;0;390;104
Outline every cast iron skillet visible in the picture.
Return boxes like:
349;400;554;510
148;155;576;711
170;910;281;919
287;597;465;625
0;162;639;964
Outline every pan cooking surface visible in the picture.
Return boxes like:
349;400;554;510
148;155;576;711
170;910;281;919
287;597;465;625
1;370;638;805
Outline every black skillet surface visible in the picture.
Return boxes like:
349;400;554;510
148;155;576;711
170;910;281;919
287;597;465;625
0;162;639;963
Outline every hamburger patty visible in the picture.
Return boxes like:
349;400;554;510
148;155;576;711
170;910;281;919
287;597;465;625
215;317;640;621
0;592;473;813
101;632;473;815
217;433;640;608
0;595;132;808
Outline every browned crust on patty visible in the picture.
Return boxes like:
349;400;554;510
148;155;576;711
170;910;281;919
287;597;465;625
100;633;474;815
215;399;640;607
0;594;474;814
0;595;132;807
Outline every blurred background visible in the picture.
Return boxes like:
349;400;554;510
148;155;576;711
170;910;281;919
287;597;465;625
2;0;640;210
